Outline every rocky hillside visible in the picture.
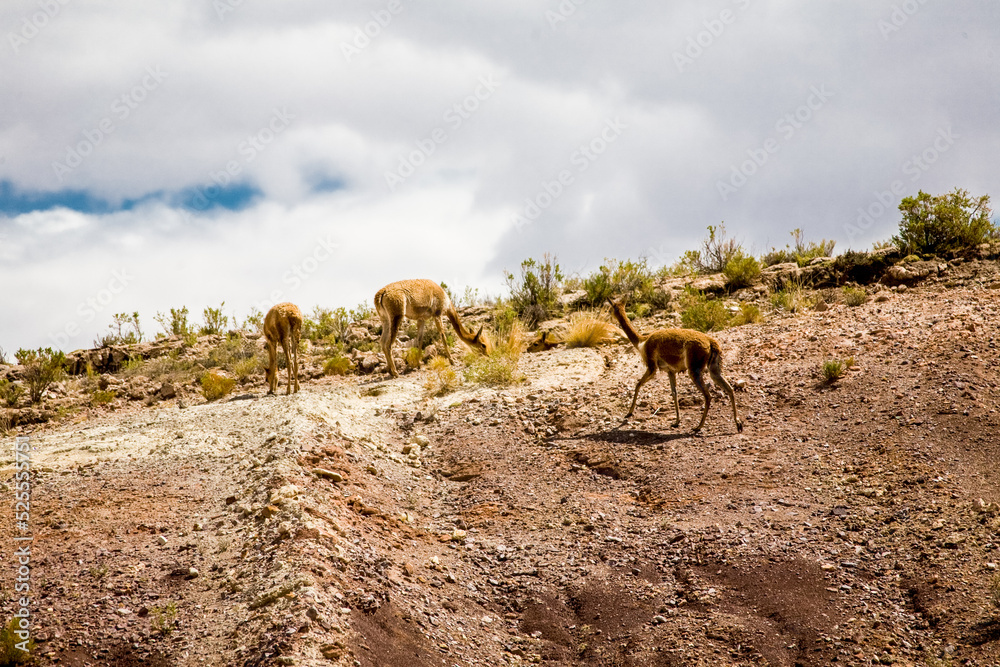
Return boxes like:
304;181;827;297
2;257;1000;666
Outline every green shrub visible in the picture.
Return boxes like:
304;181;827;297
465;315;524;386
505;254;563;326
121;356;144;373
151;602;178;636
155;306;192;337
404;346;424;370
91;389;116;406
762;228;836;267
770;279;813;314
206;333;257;373
680;293;731;332
323;355;355;376
242;307;265;333
821;357;853;384
832;249;896;285
821;359;845;383
95;311;143;347
893;189;997;256
842;286;868;307
200;371;236;401
0;379;24;408
15;347;66;403
685;223;744;274
440;282;488;309
303;306;347;343
232;356;264;381
730;302;763;326
723;252;761;289
583;258;656;306
200;302;229;335
424;356;460;396
0;615;35;664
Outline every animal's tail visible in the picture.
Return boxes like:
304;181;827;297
708;338;723;370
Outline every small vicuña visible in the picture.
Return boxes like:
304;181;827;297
264;302;302;395
608;298;742;433
374;279;489;378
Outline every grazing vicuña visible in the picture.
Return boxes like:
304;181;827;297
264;302;302;395
374;279;489;378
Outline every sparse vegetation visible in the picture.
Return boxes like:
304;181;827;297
770;279;813;314
762;228;836;267
323;353;355;376
843;285;868;307
821;357;854;384
200;302;229;335
90;389;116;406
821;359;845;383
201;371;236;401
0;379;24;408
150;601;178;636
242;307;265;333
155;306;193;338
404;346;424;370
723;251;761;289
0;616;35;664
730;302;763;326
894;188;997;256
680;291;731;332
424;356;460;396
465;311;524;386
563;312;616;348
583;258;657;307
505;254;563;326
682;223;744;274
15;347;66;403
95;311;143;347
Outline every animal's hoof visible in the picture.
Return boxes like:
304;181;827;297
737;422;744;433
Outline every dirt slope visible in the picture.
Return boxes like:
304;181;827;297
3;262;1000;667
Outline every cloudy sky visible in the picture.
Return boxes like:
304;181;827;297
1;1;997;353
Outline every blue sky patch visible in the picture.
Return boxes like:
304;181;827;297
0;179;262;216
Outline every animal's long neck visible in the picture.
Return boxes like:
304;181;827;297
610;305;645;349
444;306;477;344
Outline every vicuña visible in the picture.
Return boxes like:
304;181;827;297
374;279;489;378
526;330;560;353
264;302;302;395
607;298;742;433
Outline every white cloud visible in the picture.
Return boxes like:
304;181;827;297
1;0;998;352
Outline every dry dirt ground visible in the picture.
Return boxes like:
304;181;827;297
3;261;1000;667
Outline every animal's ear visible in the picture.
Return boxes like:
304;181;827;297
474;325;484;340
540;331;548;342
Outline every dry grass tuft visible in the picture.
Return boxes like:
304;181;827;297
424;356;460;396
201;370;236;401
404;346;424;370
465;316;525;386
563;312;616;348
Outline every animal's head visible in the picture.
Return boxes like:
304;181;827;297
526;330;560;353
469;325;492;356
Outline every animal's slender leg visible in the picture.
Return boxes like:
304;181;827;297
434;317;453;362
688;366;712;432
626;363;657;418
668;371;680;427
